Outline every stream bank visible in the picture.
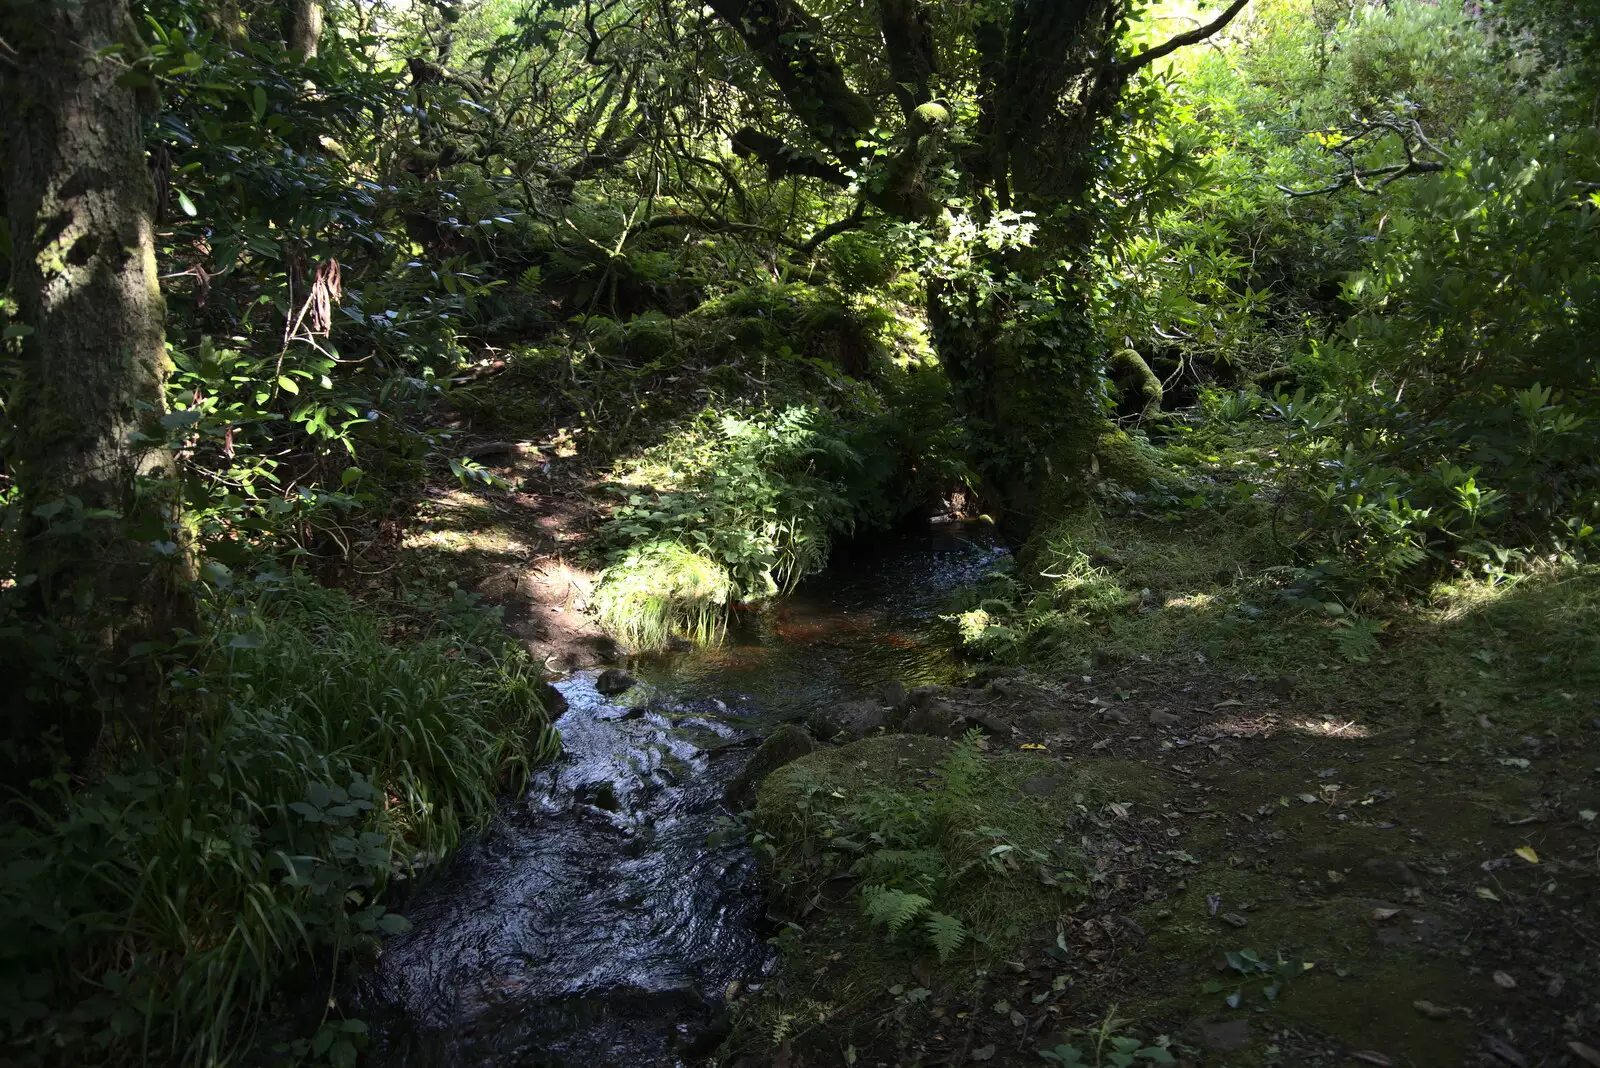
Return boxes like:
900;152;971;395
353;528;1009;1066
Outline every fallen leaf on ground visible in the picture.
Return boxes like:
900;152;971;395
1475;886;1501;901
1492;970;1517;989
1486;1035;1527;1067
1352;1052;1392;1066
1413;1000;1452;1020
1514;845;1539;864
971;1044;997;1062
1373;908;1402;921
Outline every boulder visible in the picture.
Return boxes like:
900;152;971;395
903;700;959;737
808;699;885;742
723;725;819;810
595;668;637;696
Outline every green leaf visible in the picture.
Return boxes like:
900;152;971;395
278;375;300;394
250;85;267;122
176;190;198;217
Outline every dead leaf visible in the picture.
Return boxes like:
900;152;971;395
1372;908;1402;921
1513;845;1539;864
1413;1000;1452;1020
1568;1041;1600;1067
1492;970;1517;989
1327;869;1347;884
1475;886;1501;901
1485;1035;1527;1067
1214;698;1244;708
1220;912;1249;928
971;1045;997;1063
1352;1052;1392;1066
1009;1009;1027;1028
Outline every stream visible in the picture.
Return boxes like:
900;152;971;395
354;526;1007;1067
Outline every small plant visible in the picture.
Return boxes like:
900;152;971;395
1200;948;1313;1007
1039;1007;1176;1066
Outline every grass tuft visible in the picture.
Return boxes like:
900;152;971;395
0;577;558;1067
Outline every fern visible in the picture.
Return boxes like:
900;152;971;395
861;884;931;937
516;264;543;292
923;910;967;962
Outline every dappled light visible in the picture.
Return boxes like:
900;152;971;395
2;0;1598;1064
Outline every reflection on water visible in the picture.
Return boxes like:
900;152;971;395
355;526;1006;1066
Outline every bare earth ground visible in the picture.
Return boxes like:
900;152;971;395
749;663;1600;1068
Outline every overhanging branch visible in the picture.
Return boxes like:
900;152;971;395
1116;0;1250;75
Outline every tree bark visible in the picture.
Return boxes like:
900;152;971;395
707;0;1248;531
289;0;323;57
0;0;192;755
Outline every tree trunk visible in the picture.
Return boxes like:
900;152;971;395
706;0;1247;532
0;0;192;757
289;0;324;57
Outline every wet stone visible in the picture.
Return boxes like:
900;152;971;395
595;668;638;696
724;725;819;811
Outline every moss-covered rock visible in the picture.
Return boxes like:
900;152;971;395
722;724;819;811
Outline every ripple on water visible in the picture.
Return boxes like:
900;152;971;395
355;527;1006;1066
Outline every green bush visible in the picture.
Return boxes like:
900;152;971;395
0;578;558;1067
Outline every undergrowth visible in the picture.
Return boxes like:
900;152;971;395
0;576;558;1067
572;283;967;650
752;733;1102;968
949;388;1600;684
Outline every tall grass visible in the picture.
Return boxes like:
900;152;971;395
0;577;559;1067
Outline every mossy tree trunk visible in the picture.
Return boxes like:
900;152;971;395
0;0;193;756
707;0;1247;532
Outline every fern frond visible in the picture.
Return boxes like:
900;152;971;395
861;884;931;937
923;910;967;962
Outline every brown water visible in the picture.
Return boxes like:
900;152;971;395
353;526;1007;1066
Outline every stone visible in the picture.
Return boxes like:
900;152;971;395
808;699;886;741
959;711;1013;739
881;680;909;709
723;725;820;810
1148;709;1181;728
903;700;958;737
538;680;570;718
595;668;637;696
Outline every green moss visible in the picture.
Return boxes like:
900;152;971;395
1108;349;1163;416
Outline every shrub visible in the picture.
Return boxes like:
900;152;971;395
0;577;558;1067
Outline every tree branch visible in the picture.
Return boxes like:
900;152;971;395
706;0;874;164
1116;0;1250;75
730;127;853;187
1277;158;1444;197
1276;115;1448;197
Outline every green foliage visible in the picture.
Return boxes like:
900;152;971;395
0;577;557;1067
753;733;1096;966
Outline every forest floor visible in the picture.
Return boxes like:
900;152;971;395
365;360;1600;1068
743;652;1600;1068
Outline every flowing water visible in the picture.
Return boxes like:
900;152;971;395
355;526;1007;1067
